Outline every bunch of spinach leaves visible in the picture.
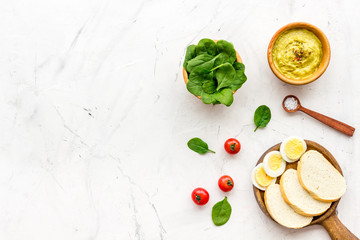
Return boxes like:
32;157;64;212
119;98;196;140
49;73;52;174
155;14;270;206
183;39;247;106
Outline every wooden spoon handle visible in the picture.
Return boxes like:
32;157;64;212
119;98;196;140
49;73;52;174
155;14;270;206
320;211;359;240
299;106;355;136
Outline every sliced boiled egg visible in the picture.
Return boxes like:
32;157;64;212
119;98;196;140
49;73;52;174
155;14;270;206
263;151;286;177
251;163;276;191
280;136;307;163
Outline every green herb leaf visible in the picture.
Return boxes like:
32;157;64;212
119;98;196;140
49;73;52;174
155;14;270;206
215;63;236;91
187;54;215;73
186;81;203;96
216;40;237;64
200;91;217;104
254;105;271;131
183;45;197;71
188;67;213;84
187;137;215;154
213;88;233;106
196;38;217;56
212;196;232;226
214;52;232;67
229;62;247;91
202;80;217;94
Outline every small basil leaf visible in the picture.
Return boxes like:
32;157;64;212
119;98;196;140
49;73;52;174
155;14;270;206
187;54;215;73
213;88;233;107
186;81;203;96
196;38;217;56
212;196;232;226
202;80;217;94
183;45;197;71
254;105;271;131
215;63;236;91
216;40;237;64
187;137;215;154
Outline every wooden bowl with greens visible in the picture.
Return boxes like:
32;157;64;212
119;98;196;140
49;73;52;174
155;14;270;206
183;39;246;107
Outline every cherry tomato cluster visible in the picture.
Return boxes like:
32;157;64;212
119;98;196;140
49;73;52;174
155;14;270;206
191;175;234;205
191;138;240;205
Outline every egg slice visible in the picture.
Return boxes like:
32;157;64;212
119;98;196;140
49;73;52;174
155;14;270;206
280;136;307;163
251;163;277;191
263;151;286;177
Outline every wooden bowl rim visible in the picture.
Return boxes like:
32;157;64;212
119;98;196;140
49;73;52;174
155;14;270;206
183;40;243;99
267;22;331;85
253;140;342;227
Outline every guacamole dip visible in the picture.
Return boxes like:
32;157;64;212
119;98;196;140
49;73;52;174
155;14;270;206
272;29;323;79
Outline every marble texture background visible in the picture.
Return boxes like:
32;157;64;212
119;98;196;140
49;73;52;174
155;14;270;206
0;0;359;239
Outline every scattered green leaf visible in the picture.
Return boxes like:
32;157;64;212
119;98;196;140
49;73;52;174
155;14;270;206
212;196;232;226
254;105;271;131
187;137;215;154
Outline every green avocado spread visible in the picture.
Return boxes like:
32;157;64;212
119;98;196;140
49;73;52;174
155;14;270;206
272;29;323;79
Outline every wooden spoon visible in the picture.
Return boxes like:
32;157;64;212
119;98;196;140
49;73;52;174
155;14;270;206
282;95;355;136
253;140;358;240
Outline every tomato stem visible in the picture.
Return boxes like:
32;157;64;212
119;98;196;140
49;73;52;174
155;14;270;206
230;143;236;151
195;194;201;203
227;180;233;186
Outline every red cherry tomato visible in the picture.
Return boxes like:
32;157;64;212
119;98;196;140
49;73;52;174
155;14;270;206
218;175;234;192
191;187;209;205
224;138;241;154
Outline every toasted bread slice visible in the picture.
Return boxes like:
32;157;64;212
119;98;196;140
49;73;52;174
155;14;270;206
298;150;346;202
265;183;312;229
280;169;331;216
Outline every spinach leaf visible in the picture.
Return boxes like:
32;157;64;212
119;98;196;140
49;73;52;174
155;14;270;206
187;54;215;73
229;62;247;91
196;38;217;56
233;61;245;74
183;45;197;71
201;91;217;104
214;52;231;67
186;81;203;96
215;63;236;91
202;80;217;94
212;197;232;226
188;67;213;84
187;137;215;154
254;105;271;132
213;88;233;106
216;40;237;64
183;39;247;106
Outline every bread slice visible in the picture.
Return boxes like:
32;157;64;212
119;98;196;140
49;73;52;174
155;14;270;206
280;169;331;216
298;150;346;202
265;183;312;229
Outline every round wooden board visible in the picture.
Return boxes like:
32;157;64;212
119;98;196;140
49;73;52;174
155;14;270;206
253;140;342;226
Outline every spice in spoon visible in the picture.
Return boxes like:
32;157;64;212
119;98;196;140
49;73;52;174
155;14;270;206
284;97;298;111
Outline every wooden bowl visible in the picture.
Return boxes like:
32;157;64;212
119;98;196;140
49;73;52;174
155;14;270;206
183;40;243;99
267;22;331;85
253;140;358;239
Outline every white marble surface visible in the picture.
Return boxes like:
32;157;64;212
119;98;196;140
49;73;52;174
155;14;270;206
0;0;359;239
